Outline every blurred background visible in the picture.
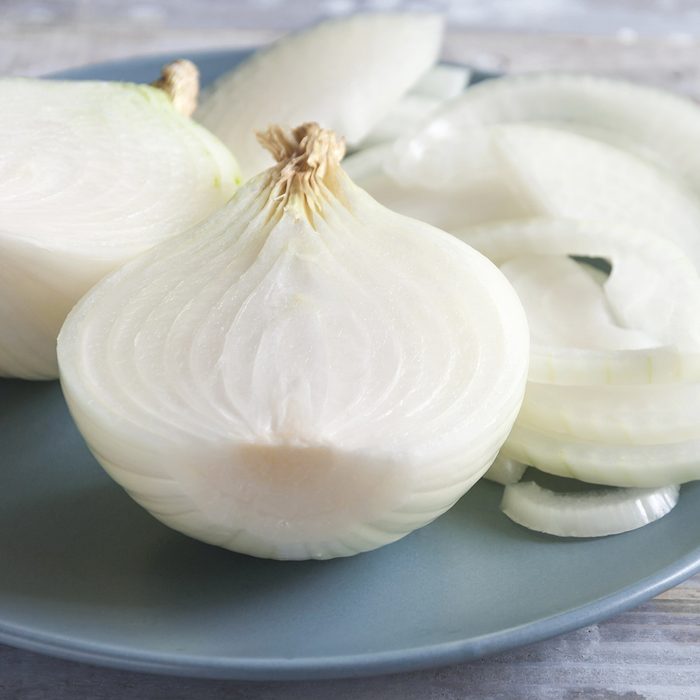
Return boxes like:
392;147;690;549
4;0;700;95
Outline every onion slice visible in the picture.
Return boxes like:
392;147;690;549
504;424;700;487
428;72;700;194
410;64;471;101
347;123;700;272
196;13;444;178
501;481;679;538
458;218;700;385
520;382;700;446
483;454;527;485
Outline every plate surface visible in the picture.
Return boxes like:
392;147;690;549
2;51;700;681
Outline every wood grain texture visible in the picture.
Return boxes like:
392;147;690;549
2;2;700;697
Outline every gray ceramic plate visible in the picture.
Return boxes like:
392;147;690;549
2;51;700;681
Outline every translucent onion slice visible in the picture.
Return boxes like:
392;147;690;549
357;95;443;148
457;218;700;384
410;64;471;101
501;481;679;537
503;424;700;487
196;13;443;178
58;123;529;561
351;123;700;269
356;65;472;148
343;142;533;232
0;62;240;379
500;255;659;351
483;454;527;485
428;72;700;193
520;382;700;445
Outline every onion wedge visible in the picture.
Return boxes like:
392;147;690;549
356;65;471;148
501;481;679;537
196;13;444;178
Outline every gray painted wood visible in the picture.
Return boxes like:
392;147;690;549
2;2;700;697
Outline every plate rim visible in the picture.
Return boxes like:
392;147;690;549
2;49;699;681
1;545;700;680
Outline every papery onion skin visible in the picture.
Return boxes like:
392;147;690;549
0;70;240;379
58;123;529;560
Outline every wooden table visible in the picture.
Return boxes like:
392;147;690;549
2;2;700;697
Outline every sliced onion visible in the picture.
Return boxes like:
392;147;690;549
410;64;471;100
500;255;660;351
457;218;700;384
483;454;527;485
358;95;443;148
520;381;700;445
503;424;700;487
501;481;679;537
428;72;700;193
196;13;444;178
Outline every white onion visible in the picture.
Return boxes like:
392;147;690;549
196;13;444;178
349;71;700;512
0;61;240;379
58;123;529;560
501;481;679;537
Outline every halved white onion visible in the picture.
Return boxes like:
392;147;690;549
58;123;529;560
501;481;679;537
196;13;444;178
0;64;240;379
